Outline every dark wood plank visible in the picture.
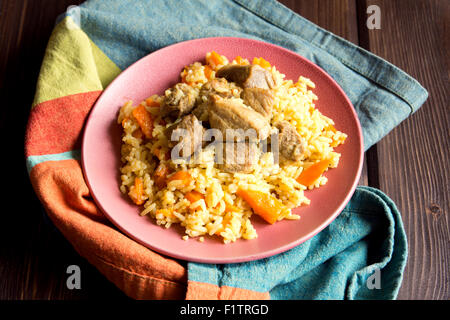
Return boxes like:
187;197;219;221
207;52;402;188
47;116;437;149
0;0;127;300
278;0;369;186
358;0;449;300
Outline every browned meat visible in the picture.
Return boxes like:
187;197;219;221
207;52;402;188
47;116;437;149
161;83;198;118
208;95;271;141
165;114;205;158
192;78;242;121
216;64;275;89
241;88;274;119
216;141;259;173
191;100;210;122
275;121;305;161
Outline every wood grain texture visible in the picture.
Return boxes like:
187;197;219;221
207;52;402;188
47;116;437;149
0;0;127;300
360;0;449;300
0;0;447;300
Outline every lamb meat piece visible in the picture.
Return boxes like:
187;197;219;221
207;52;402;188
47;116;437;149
274;121;306;161
208;95;271;141
165;114;205;158
216;64;275;90
241;87;274;119
161;83;198;118
215;141;259;173
192;78;242;121
191;100;210;122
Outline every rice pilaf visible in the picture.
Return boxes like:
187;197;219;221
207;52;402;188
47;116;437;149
117;52;347;243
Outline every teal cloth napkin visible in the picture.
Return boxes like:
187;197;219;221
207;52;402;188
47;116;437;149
66;0;427;299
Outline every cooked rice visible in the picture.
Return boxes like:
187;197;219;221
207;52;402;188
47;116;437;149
117;52;347;243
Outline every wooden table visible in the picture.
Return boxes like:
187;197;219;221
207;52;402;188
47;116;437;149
0;0;447;300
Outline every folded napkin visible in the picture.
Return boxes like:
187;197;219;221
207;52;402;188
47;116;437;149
25;0;428;300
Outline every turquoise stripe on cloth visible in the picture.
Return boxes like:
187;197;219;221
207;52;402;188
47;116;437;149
189;186;407;299
26;149;81;173
49;0;426;299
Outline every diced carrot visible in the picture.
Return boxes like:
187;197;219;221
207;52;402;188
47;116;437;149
181;72;194;86
167;170;192;187
185;190;205;203
154;163;170;189
330;141;339;147
236;188;286;224
121;117;129;128
145;98;160;108
130;177;145;205
327;124;337;133
296;159;331;186
185;191;205;210
155;208;173;219
204;65;213;80
234;56;248;65
209;51;224;66
215;214;232;235
252;57;271;69
132;105;153;139
224;202;240;213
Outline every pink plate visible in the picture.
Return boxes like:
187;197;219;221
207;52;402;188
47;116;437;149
81;37;364;264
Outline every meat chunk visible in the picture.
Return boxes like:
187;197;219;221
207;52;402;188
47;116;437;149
216;64;275;89
161;83;198;118
215;141;259;173
192;78;242;121
208;95;271;141
241;88;274;119
165;114;204;158
274;121;306;161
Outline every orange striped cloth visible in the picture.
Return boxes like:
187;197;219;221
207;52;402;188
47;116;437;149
25;16;192;300
25;13;268;300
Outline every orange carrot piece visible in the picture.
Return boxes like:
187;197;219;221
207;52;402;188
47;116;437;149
145;98;160;108
167;170;192;187
154;163;170;189
130;177;145;205
204;65;213;80
132;105;153;139
234;56;248;65
327;124;337;133
215;214;232;235
155;208;173;219
224;202;240;213
296;159;331;186
121;116;129;128
252;57;271;69
236;188;285;224
185;191;205;211
185;190;205;203
210;51;224;66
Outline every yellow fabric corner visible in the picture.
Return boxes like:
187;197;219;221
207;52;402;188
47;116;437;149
32;16;121;108
89;37;121;89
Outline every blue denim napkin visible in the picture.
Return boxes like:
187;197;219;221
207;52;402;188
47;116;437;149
68;0;427;299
